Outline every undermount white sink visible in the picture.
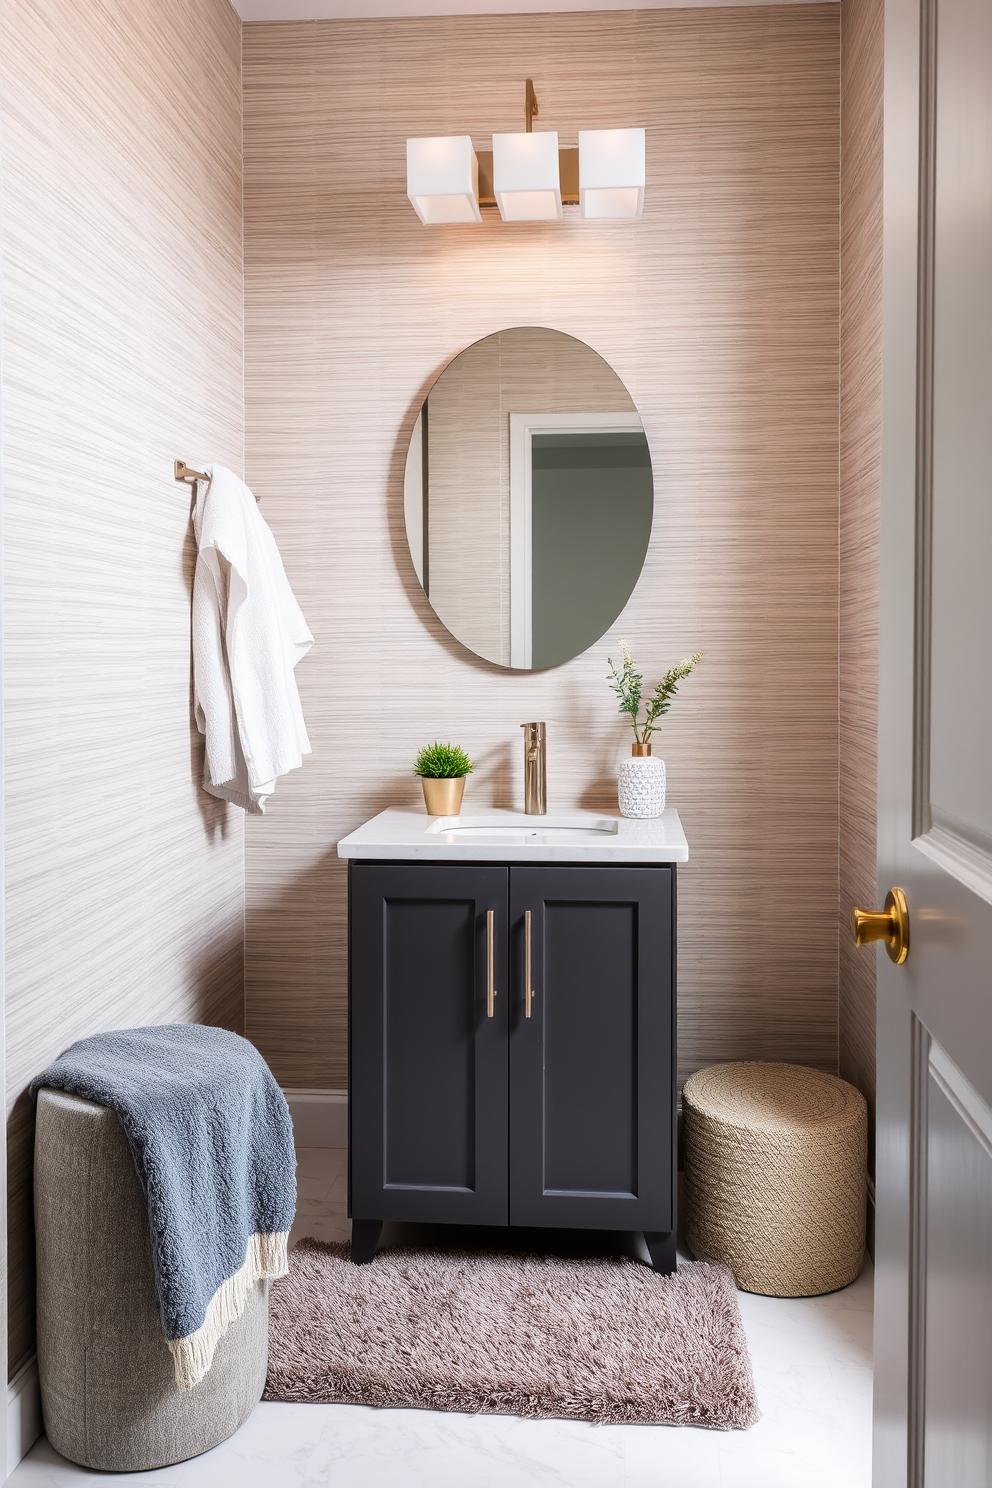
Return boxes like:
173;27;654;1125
426;815;619;843
337;807;689;863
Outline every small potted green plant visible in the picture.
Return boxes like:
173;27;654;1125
607;641;703;817
414;741;475;816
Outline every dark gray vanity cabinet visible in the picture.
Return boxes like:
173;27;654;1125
348;860;676;1272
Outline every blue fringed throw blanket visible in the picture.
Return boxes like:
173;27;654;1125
32;1025;296;1389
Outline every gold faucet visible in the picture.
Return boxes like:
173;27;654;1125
521;723;547;815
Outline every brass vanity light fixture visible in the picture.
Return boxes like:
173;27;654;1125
406;82;644;224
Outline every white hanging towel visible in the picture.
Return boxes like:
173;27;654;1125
192;465;313;815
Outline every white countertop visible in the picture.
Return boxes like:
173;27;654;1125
337;806;688;863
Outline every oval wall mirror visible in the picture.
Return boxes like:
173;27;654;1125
403;327;653;670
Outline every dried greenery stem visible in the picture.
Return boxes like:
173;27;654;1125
607;640;704;745
413;741;475;779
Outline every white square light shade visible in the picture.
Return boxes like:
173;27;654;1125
406;135;481;224
578;128;646;219
492;131;562;222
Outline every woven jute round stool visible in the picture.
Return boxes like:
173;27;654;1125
683;1062;867;1297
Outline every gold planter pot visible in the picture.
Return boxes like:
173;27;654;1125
421;776;466;815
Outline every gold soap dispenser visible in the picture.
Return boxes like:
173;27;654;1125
521;722;547;815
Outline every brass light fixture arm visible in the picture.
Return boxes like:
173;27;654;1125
525;79;538;133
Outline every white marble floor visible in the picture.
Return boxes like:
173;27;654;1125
11;1149;873;1488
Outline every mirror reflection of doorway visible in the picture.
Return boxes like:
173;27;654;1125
509;414;652;669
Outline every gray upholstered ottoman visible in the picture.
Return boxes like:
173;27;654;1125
34;1088;269;1471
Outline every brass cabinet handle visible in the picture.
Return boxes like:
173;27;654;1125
853;886;910;965
487;909;498;1017
525;909;534;1018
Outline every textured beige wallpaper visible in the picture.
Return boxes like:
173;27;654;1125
839;0;884;1159
1;0;245;1377
243;7;841;1094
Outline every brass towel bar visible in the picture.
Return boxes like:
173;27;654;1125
175;460;260;502
175;460;209;485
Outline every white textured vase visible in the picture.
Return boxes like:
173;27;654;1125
617;747;666;819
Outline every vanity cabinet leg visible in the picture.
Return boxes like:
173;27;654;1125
350;1220;383;1265
644;1231;677;1275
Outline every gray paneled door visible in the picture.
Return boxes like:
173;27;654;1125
874;0;992;1482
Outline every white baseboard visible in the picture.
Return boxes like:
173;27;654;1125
6;1354;41;1481
284;1089;348;1148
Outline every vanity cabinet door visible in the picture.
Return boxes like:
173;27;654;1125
508;866;675;1231
349;863;509;1225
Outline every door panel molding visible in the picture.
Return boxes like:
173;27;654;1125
905;1032;992;1488
908;1012;930;1488
909;0;992;910
911;0;937;842
914;808;992;906
930;1037;992;1160
921;1068;992;1485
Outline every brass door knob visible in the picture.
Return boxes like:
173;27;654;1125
853;887;910;965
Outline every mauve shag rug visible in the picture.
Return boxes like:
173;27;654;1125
264;1239;760;1428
